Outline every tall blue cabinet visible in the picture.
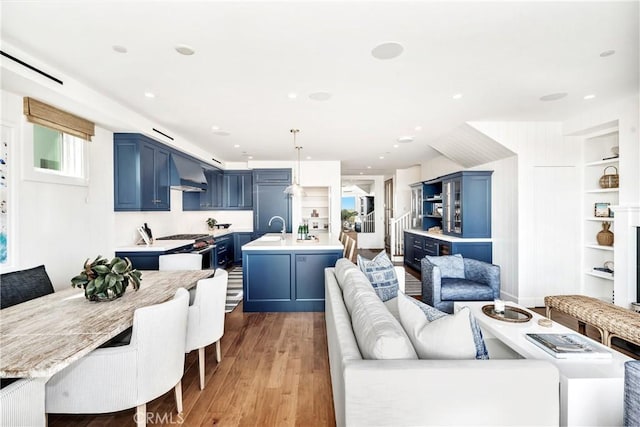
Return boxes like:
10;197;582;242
252;169;292;239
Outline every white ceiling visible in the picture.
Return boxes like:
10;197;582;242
1;1;638;175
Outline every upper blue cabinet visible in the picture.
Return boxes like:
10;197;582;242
114;133;171;211
422;170;492;238
183;169;253;211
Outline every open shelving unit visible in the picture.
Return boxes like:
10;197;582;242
301;186;331;232
582;124;619;303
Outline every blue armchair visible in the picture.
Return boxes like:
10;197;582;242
421;255;500;313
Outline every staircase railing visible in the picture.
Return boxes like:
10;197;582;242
360;211;375;233
389;211;411;262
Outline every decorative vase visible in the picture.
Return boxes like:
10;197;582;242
596;222;614;246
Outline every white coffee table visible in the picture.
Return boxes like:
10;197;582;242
455;301;632;427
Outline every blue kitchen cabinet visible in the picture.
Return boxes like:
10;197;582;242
253;169;292;238
114;134;170;211
214;233;233;268
441;171;492;238
116;243;193;270
224;171;253;209
182;168;223;210
403;230;492;273
233;232;252;264
243;249;342;312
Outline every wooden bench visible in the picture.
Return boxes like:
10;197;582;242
545;294;640;348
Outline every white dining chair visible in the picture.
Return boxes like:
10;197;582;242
159;253;202;271
0;378;47;427
45;288;190;427
185;268;228;390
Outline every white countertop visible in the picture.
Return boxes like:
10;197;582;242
404;228;492;243
115;228;254;252
242;233;343;251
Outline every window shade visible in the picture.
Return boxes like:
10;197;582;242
23;97;95;141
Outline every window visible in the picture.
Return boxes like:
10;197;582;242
33;124;86;178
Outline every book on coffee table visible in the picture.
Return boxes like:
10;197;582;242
525;333;612;359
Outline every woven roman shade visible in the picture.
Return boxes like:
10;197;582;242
23;97;95;141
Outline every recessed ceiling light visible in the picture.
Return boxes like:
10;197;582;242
112;45;127;53
359;172;364;175
233;144;240;148
584;94;596;100
397;136;414;143
371;42;404;60
212;130;231;136
393;144;399;148
288;92;298;99
306;156;312;160
367;166;372;169
175;44;195;56
248;156;253;160
415;126;422;131
144;92;155;98
379;156;384;160
452;93;463;100
600;50;616;57
211;125;220;131
309;91;332;101
540;92;568;101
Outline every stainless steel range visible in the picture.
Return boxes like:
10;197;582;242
156;234;216;268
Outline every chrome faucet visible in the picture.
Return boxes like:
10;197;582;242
268;216;286;237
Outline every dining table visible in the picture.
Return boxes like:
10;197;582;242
0;269;214;379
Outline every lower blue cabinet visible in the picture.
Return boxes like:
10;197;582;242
243;249;342;312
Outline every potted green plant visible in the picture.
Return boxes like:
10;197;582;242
71;255;142;301
206;218;217;230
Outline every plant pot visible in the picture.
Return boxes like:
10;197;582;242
596;222;614;246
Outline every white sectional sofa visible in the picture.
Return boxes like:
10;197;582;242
324;263;560;427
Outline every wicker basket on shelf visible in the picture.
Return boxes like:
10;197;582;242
599;166;619;189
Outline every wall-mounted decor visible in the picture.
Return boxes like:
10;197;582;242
0;126;9;265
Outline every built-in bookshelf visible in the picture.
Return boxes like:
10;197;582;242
301;186;331;232
582;125;619;303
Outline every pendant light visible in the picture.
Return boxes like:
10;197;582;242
284;128;305;196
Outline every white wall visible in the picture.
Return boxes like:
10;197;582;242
342;175;385;249
2;90;116;290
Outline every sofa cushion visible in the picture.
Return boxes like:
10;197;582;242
441;279;494;301
349;287;417;360
341;267;379;315
425;254;465;279
397;292;489;360
335;258;359;291
357;251;399;302
0;265;55;309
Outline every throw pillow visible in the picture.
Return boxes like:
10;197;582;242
350;286;417;360
397;292;489;360
357;250;399;302
0;265;55;309
425;254;465;279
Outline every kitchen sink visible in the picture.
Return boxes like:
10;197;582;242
259;236;283;242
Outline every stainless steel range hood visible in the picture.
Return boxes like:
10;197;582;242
170;154;207;192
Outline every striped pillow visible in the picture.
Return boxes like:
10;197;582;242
357;251;399;302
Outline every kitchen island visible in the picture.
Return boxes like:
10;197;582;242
242;233;343;312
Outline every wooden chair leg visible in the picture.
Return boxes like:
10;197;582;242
136;403;146;427
174;380;183;413
215;340;222;363
198;347;205;390
545;306;552;319
578;321;586;335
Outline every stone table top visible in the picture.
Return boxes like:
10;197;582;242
0;269;214;378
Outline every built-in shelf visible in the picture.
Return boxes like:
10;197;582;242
586;271;614;281
585;244;615;251
584;158;619;167
586;188;619;194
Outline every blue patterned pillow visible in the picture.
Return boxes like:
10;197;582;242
357;251;399;302
408;297;489;360
425;254;465;279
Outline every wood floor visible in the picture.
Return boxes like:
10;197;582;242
48;305;336;427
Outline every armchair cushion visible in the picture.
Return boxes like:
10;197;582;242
441;279;496;301
425;254;465;279
357;251;399;302
1;265;55;309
